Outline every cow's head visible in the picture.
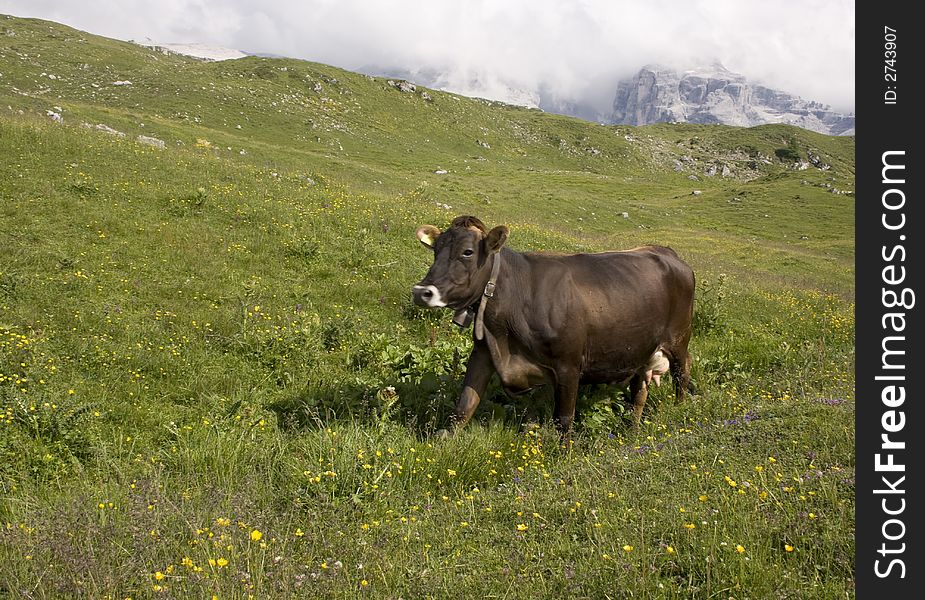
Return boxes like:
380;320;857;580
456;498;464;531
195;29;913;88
412;215;508;309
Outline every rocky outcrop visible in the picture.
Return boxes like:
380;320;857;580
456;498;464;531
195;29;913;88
387;79;417;93
611;63;854;136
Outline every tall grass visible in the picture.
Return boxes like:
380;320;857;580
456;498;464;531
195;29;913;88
0;15;854;598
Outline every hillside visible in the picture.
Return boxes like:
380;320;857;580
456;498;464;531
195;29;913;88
1;15;855;277
0;15;855;599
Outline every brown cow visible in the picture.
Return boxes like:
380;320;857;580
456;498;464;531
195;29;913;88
412;216;694;432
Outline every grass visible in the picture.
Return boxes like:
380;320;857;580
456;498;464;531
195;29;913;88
0;14;854;599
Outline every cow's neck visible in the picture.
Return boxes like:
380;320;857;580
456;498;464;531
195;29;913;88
473;251;502;340
474;248;528;333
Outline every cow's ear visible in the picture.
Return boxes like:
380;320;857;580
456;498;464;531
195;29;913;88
416;225;441;249
484;225;509;254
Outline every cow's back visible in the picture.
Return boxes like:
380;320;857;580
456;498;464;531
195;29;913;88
516;245;694;383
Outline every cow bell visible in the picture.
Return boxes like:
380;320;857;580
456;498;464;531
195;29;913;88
452;307;475;328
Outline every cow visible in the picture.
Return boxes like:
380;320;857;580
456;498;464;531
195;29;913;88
412;215;695;432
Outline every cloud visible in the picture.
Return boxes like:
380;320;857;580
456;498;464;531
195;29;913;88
0;0;855;112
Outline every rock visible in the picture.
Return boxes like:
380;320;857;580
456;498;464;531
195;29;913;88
807;151;831;170
692;190;702;196
688;175;699;181
136;135;165;149
388;79;416;93
434;169;448;175
112;80;133;86
621;212;630;218
421;91;433;102
95;124;125;137
46;110;62;122
721;164;731;177
610;63;855;136
673;160;684;172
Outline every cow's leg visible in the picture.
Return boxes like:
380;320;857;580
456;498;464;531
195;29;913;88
670;348;692;403
630;373;648;426
553;369;580;432
449;342;495;430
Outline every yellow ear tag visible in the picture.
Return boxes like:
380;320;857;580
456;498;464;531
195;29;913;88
416;225;440;248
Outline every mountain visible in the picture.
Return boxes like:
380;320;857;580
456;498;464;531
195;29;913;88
610;63;854;136
0;13;855;190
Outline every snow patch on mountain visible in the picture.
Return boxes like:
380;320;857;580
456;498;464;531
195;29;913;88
138;42;248;62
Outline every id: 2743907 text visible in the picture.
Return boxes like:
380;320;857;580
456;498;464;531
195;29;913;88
884;26;898;105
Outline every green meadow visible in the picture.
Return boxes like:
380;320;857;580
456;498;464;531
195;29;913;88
1;15;854;598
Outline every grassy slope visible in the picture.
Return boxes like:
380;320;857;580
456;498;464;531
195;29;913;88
1;15;854;599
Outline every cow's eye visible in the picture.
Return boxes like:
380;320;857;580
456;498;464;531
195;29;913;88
462;249;474;258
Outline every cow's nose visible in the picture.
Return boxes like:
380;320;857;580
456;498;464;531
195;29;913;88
412;285;432;306
412;284;444;307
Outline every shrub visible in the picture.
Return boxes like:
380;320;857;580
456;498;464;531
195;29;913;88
693;273;728;335
774;137;802;162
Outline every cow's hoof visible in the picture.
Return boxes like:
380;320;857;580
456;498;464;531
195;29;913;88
434;428;452;440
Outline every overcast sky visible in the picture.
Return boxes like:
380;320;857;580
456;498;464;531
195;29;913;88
1;0;855;113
